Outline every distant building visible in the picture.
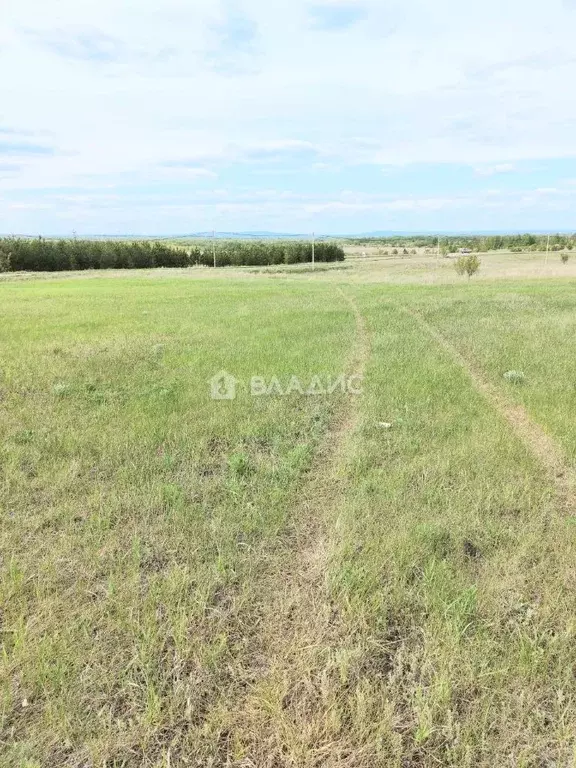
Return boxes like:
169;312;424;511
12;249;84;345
460;248;472;254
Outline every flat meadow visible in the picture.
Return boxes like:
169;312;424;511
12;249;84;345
1;252;576;766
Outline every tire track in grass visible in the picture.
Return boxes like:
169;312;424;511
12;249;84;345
399;304;576;513
227;287;370;766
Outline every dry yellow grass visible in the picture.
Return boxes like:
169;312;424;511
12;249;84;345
3;246;576;287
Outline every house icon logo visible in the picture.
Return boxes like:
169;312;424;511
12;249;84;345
210;370;238;400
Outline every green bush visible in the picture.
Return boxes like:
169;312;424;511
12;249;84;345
455;253;481;279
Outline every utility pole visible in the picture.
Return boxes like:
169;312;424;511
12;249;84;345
212;230;216;268
545;234;550;265
312;231;315;267
437;236;441;259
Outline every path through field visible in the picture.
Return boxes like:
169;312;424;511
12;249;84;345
226;287;370;765
400;304;576;517
2;275;576;767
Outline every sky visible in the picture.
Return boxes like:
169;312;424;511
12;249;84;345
1;0;576;235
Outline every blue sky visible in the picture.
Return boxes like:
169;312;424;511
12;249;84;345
1;0;576;235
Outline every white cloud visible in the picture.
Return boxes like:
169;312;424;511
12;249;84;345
1;0;576;231
474;163;515;177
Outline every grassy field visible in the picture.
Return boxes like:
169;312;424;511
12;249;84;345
2;254;576;766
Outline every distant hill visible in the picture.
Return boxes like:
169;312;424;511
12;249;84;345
3;229;575;241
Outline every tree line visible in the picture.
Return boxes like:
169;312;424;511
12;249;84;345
343;233;576;253
0;238;345;272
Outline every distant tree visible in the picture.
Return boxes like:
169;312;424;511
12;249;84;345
0;244;10;272
455;253;481;279
561;253;570;264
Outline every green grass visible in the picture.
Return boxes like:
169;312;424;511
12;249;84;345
0;278;355;765
299;286;576;765
410;281;576;460
2;272;576;766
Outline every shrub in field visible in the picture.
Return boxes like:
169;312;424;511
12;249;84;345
503;370;526;384
455;253;481;279
561;253;569;263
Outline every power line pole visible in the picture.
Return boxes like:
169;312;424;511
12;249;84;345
545;234;550;265
437;236;440;259
312;231;315;267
